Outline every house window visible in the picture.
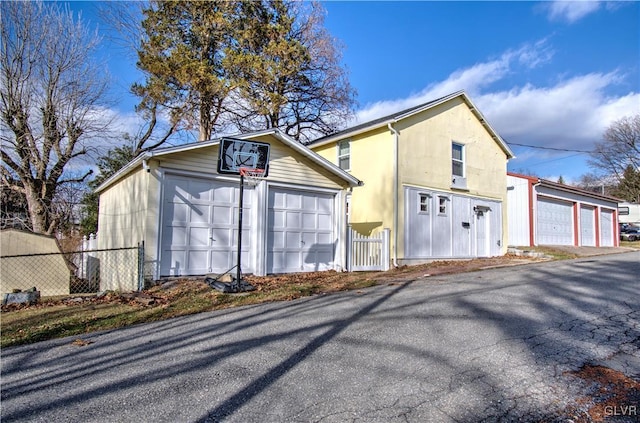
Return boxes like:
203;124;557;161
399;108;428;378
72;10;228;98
452;143;464;177
419;193;430;213
338;140;350;171
438;196;448;215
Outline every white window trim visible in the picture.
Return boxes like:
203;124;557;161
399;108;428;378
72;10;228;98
452;142;465;178
418;193;431;214
438;195;449;215
337;140;351;171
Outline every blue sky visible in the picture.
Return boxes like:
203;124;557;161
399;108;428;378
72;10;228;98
72;1;639;183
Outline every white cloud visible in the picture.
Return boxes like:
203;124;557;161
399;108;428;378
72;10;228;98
544;1;601;23
476;72;638;149
352;39;638;161
353;55;512;124
353;40;556;122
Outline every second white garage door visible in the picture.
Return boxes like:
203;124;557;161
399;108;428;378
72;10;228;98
267;188;335;273
537;197;574;245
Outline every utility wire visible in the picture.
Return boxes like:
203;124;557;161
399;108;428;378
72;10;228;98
505;141;593;154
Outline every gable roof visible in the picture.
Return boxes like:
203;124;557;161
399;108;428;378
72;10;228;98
508;172;622;203
96;129;362;193
308;90;515;159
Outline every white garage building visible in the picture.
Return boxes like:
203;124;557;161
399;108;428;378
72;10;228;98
507;173;620;248
96;130;361;288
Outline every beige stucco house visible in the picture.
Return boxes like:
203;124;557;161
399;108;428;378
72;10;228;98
95;129;361;287
308;91;515;265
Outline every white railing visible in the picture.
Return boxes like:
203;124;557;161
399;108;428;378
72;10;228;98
347;227;390;272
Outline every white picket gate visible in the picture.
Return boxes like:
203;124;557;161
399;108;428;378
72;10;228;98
347;227;390;271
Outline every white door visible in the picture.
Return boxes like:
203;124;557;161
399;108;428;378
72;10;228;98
267;188;334;273
600;209;614;247
580;206;596;246
537;197;574;245
160;175;252;276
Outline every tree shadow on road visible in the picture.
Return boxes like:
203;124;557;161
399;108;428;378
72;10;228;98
1;253;639;422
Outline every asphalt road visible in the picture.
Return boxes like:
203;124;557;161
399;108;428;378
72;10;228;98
2;252;639;422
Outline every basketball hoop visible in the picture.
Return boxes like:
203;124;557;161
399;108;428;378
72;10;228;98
239;167;265;187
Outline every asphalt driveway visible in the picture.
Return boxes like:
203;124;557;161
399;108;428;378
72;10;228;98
2;251;639;422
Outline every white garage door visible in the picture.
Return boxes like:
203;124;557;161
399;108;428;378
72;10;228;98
537;197;574;245
600;209;614;247
267;188;334;273
580;206;596;247
160;175;252;276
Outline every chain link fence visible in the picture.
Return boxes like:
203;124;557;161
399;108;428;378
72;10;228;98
1;244;144;298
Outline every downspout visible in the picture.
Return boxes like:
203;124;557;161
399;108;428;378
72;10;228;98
532;181;541;246
388;123;399;268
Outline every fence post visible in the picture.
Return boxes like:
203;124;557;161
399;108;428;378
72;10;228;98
382;228;391;271
80;235;87;279
346;225;352;272
137;241;145;291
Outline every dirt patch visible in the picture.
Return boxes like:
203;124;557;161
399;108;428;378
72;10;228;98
240;254;540;290
0;291;170;312
1;255;540;312
565;364;640;422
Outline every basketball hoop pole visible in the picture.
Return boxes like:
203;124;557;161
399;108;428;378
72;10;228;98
211;138;269;293
235;172;245;289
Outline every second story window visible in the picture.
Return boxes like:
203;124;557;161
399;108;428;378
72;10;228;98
452;142;465;177
338;140;350;171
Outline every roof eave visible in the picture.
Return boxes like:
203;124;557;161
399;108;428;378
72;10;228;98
96;129;362;193
538;179;622;203
309;91;515;160
266;130;363;187
308;118;397;149
94;154;147;194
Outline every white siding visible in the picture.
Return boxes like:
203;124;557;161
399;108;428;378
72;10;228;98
404;186;502;259
507;175;531;246
619;202;640;225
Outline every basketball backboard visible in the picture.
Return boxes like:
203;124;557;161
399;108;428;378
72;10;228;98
217;138;270;176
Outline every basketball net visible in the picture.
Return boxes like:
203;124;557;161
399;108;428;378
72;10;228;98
239;167;265;187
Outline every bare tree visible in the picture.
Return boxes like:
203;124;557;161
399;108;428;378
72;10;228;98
1;1;111;234
576;172;617;197
588;114;640;181
98;2;183;154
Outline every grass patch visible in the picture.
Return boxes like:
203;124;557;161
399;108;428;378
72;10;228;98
531;246;579;260
621;239;640;248
1;275;378;348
